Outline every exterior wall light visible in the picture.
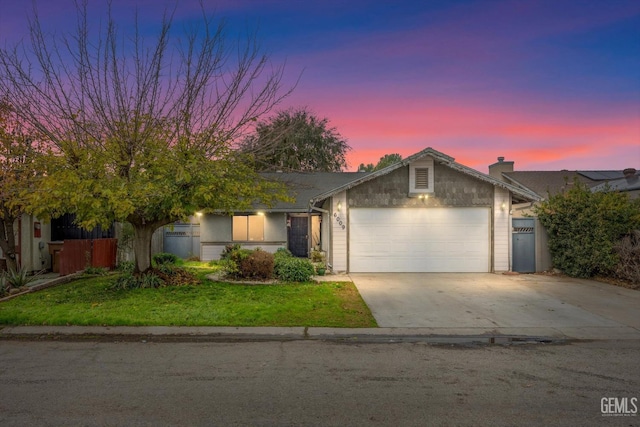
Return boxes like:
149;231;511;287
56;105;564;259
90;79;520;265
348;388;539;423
337;202;342;212
501;202;507;211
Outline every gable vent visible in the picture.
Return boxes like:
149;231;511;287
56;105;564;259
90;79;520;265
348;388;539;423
415;168;429;189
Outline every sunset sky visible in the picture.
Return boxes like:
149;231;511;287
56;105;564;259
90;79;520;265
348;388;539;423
1;0;638;172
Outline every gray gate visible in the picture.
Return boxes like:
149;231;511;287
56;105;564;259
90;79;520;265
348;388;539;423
512;218;535;273
163;223;200;260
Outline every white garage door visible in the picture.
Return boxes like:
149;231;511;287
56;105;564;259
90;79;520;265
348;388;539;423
349;208;490;272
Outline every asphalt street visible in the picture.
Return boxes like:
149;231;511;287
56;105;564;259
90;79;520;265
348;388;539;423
1;339;638;426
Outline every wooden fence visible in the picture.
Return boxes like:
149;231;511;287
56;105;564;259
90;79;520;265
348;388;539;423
59;238;118;276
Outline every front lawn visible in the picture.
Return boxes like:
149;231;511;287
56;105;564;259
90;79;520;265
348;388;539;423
0;268;377;327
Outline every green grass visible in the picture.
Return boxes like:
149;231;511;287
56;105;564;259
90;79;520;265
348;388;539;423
0;265;377;327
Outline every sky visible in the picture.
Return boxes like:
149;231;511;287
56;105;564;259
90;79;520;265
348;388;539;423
1;0;639;172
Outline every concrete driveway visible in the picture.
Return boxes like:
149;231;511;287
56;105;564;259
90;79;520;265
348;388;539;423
350;273;640;339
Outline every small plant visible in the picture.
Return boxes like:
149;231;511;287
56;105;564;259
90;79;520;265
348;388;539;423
274;257;315;282
153;252;179;266
84;266;109;276
5;267;35;288
110;271;165;290
220;244;242;260
0;274;8;298
116;261;135;274
310;249;325;263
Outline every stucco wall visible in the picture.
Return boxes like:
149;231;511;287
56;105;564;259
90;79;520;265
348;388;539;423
348;163;494;208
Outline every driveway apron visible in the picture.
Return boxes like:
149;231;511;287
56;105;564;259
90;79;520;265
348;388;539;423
349;273;640;339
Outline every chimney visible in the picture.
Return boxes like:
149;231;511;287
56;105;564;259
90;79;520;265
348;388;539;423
623;168;637;178
489;156;514;181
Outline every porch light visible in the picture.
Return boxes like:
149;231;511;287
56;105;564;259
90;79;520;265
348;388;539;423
501;202;506;211
337;202;342;212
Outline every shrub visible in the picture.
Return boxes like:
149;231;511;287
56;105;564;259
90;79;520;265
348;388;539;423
613;230;640;285
534;183;640;278
0;274;8;298
274;257;315;282
117;261;135;274
5;267;35;288
274;247;292;260
153;252;179;265
84;266;109;276
220;244;242;260
111;271;165;290
310;249;325;263
239;250;275;280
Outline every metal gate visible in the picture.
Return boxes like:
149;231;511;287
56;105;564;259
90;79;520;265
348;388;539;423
163;223;200;259
512;218;535;273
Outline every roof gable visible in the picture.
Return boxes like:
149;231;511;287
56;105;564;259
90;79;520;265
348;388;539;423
310;147;541;204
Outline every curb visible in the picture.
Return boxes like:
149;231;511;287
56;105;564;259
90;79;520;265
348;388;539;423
0;326;573;345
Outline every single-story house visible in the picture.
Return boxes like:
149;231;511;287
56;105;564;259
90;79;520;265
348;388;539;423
199;147;540;273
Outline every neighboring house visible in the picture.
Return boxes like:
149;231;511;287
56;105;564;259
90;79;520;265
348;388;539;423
0;213;152;274
489;157;640;272
199;147;540;273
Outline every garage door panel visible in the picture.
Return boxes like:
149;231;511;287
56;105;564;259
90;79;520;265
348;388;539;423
349;208;490;273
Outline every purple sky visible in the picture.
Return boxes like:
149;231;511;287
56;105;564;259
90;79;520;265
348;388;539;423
1;0;638;172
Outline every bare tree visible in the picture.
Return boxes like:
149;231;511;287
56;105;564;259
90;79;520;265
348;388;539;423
0;1;293;273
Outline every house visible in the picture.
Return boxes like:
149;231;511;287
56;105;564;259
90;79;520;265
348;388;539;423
488;157;640;272
0;213;145;274
199;147;540;273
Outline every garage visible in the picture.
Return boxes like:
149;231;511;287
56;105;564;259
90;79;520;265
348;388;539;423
349;207;490;273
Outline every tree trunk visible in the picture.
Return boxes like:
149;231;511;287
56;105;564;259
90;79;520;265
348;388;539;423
0;216;19;273
132;224;158;274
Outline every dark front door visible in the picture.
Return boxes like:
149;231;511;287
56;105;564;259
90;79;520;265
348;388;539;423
288;216;309;258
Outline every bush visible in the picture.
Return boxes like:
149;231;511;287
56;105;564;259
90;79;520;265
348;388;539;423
274;247;292;260
153;252;179;266
4;267;35;288
111;271;165;290
274;257;315;282
84;266;109;276
534;183;640;278
614;230;640;285
0;274;8;298
117;261;135;274
220;244;242;260
239;250;275;280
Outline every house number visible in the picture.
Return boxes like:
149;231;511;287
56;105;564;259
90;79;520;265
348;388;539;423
333;212;346;230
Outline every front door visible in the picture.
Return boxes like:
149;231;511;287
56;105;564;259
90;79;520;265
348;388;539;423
288;216;309;258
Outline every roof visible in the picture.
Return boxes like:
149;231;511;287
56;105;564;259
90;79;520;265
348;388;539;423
503;171;596;198
591;173;640;193
309;147;541;204
503;169;640;198
258;172;370;212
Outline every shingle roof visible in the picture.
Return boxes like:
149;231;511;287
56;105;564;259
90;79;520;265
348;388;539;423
309;147;541;203
503;171;596;198
258;172;371;212
503;169;640;198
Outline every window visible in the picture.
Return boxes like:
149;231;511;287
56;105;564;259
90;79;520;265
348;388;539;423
232;215;264;241
415;168;429;189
